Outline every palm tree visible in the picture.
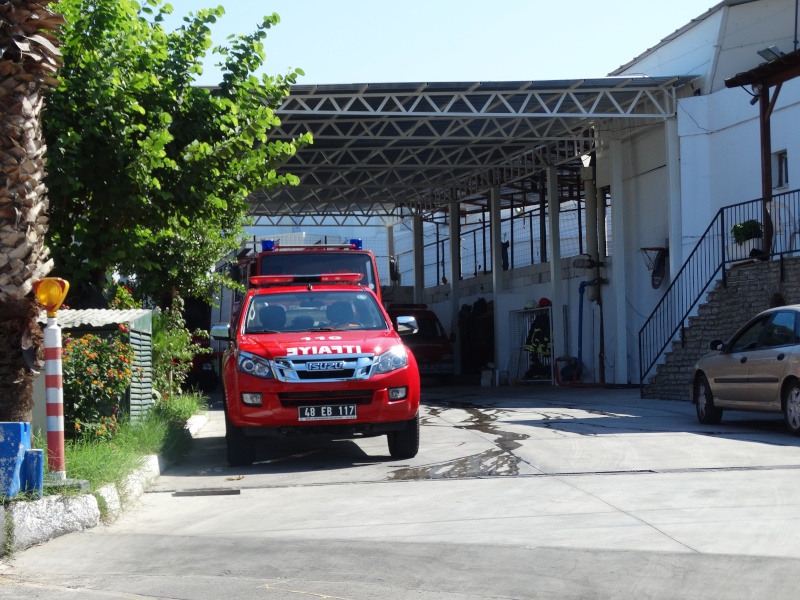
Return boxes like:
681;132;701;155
0;1;64;422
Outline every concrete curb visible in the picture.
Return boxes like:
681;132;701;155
0;412;209;556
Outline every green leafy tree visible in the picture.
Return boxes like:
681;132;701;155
44;0;311;306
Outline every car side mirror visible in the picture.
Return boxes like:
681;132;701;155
210;323;232;341
396;315;418;335
709;339;724;351
389;256;400;282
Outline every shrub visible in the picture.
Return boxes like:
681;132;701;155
151;293;210;397
62;328;141;439
107;283;142;310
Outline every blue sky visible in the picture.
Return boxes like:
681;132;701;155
170;0;715;85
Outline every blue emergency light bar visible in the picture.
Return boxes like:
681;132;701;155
260;238;363;252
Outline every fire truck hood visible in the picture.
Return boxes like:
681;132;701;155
238;329;402;358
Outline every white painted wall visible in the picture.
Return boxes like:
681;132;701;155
616;9;722;91
615;0;798;93
679;77;800;249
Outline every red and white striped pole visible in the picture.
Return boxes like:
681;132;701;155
33;278;70;481
43;317;65;479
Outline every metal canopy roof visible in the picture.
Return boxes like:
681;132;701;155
250;76;695;226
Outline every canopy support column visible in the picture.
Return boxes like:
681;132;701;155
666;117;682;276
412;214;424;304
490;187;503;373
610;139;629;384
547;166;565;362
449;195;462;375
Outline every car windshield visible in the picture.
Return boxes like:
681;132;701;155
244;290;388;334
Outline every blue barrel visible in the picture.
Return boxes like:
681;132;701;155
0;422;32;498
22;449;45;498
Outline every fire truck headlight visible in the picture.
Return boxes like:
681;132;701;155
375;345;408;374
238;351;275;379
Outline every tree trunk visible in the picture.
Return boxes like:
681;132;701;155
0;296;43;422
0;1;65;422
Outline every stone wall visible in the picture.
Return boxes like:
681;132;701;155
643;256;800;401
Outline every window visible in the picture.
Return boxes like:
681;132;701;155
773;150;789;188
762;311;797;347
730;316;769;352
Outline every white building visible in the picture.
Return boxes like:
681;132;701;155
246;0;800;387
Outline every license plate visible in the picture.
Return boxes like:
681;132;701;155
298;404;357;421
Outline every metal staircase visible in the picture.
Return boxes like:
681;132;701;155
638;188;800;386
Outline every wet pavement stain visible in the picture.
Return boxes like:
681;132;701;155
390;402;530;481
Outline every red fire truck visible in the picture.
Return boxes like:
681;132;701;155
211;273;421;466
228;239;388;316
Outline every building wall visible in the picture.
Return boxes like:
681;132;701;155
713;0;798;92
614;0;798;94
616;8;722;90
679;78;800;253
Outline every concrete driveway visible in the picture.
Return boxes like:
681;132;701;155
3;384;800;599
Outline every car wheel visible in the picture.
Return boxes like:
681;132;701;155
783;380;800;436
225;412;255;466
694;374;723;424
387;412;420;459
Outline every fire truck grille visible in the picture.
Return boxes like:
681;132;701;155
278;390;374;407
272;354;375;382
298;369;356;380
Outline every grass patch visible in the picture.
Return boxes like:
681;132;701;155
40;392;208;494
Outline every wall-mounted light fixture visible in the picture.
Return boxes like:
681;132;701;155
757;46;785;61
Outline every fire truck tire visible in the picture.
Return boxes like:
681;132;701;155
225;414;255;466
387;412;420;459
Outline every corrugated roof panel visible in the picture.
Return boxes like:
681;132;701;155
39;309;152;329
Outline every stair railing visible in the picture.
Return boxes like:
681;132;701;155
638;188;800;386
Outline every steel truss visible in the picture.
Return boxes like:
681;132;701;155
249;77;694;226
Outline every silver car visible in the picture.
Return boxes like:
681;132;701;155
691;305;800;435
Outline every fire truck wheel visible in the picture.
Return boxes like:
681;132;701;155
225;414;255;466
387;412;420;459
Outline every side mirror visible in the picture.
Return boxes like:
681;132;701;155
389;256;400;282
396;315;418;335
709;339;724;351
210;323;232;341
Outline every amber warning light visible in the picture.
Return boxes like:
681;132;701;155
33;278;70;317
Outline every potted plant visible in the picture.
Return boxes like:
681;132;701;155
729;219;763;260
731;219;763;245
